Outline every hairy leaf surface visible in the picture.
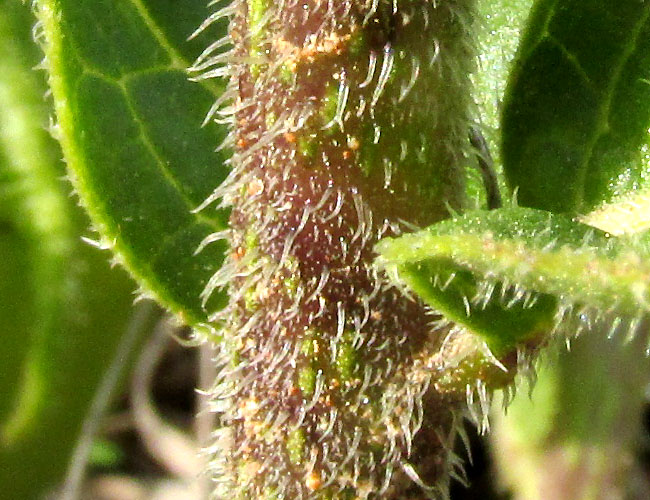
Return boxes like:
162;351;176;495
376;208;650;354
34;0;230;323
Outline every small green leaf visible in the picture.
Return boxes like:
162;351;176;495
396;259;558;356
34;0;230;324
376;208;650;354
502;0;650;214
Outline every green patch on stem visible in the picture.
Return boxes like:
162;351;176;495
319;82;339;125
357;123;381;178
245;226;260;250
347;29;366;57
298;134;318;159
298;366;317;397
265;110;277;130
335;332;358;383
263;487;281;500
224;332;242;367
298;330;319;396
244;286;260;312
248;0;269;77
300;329;319;356
281;256;300;297
278;63;295;85
286;428;306;465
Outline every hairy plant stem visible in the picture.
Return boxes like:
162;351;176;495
196;0;489;497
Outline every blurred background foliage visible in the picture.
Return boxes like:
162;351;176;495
0;0;151;497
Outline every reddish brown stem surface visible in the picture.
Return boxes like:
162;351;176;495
201;0;476;497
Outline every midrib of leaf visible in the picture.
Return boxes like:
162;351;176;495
115;69;220;231
518;4;650;212
532;0;557;49
545;35;593;91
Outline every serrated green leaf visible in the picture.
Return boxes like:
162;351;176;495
502;0;650;214
0;2;144;497
34;0;230;324
376;208;650;354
